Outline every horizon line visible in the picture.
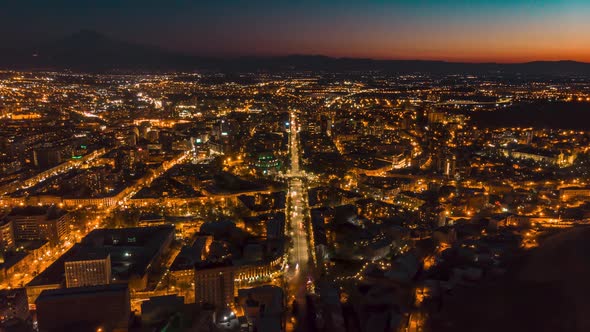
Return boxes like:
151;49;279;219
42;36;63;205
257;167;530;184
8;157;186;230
33;29;590;65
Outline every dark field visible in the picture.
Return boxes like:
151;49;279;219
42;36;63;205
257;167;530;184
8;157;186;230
469;101;590;130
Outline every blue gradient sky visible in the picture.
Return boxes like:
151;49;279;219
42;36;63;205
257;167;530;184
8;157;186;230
1;0;589;62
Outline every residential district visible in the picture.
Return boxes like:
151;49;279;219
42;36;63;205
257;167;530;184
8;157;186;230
1;71;590;332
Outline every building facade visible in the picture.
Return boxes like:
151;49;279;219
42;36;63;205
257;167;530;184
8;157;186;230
195;265;235;310
65;254;111;288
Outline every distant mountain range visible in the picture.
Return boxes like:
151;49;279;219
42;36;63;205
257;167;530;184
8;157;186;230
2;30;590;75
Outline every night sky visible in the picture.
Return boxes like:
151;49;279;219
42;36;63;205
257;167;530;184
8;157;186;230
2;0;589;62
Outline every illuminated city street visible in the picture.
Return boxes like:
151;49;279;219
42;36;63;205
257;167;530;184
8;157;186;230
286;110;314;331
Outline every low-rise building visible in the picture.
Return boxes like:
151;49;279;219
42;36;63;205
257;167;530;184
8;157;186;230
65;252;112;288
4;206;70;246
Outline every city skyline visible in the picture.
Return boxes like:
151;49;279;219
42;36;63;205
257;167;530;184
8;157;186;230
2;2;590;332
2;0;590;62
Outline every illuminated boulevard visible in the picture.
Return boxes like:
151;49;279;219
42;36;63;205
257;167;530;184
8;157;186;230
285;110;314;332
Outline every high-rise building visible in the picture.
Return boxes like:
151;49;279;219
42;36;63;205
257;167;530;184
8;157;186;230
35;284;130;332
436;153;456;178
195;265;235;310
65;253;111;288
443;155;456;178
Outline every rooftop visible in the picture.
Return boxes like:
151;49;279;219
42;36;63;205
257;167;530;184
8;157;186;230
36;283;128;302
28;225;174;287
